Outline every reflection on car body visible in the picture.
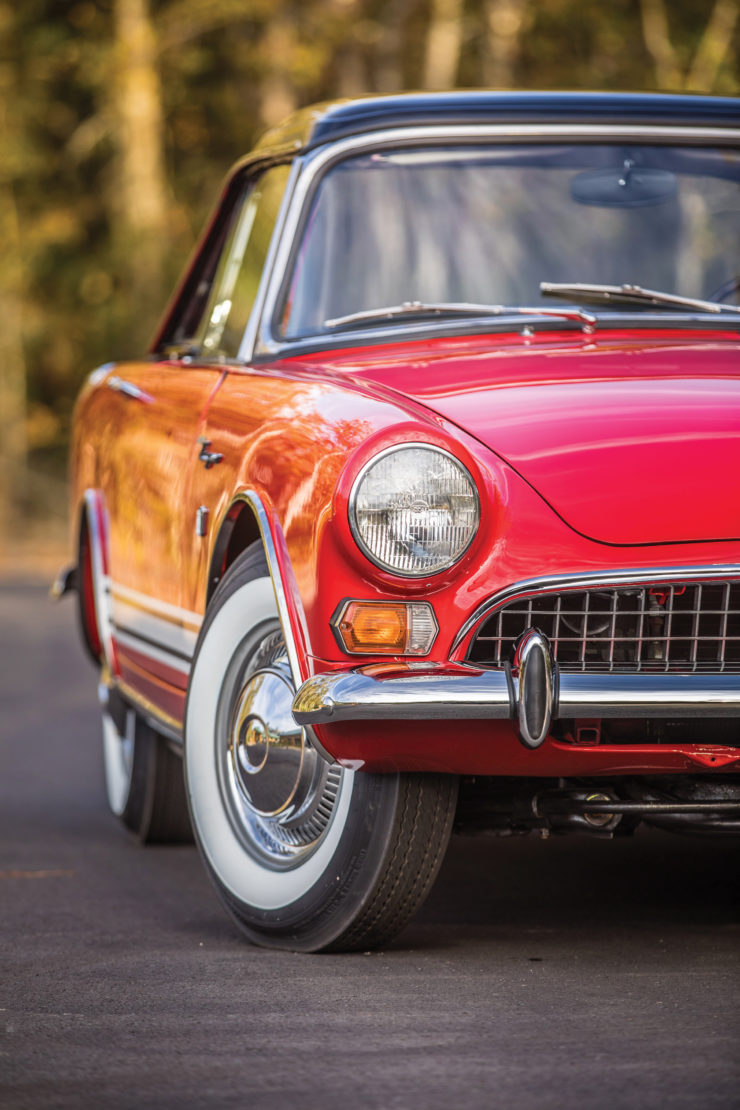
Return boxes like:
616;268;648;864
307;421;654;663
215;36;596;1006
61;91;740;951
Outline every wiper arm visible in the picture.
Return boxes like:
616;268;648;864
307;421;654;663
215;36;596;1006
540;282;740;315
323;300;596;331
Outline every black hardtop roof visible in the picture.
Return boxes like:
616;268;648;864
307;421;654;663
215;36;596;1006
253;90;740;158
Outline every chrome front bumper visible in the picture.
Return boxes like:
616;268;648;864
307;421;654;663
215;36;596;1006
293;634;740;750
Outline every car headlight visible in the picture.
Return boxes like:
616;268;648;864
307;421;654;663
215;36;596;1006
349;444;480;577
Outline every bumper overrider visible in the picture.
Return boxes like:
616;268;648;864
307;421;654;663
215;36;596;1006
292;629;740;750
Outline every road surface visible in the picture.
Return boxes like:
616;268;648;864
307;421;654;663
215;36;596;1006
1;584;738;1109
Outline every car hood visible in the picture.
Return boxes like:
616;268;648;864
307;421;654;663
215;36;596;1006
311;331;740;546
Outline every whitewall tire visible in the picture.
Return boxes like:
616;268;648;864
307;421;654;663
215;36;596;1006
184;544;459;952
100;687;192;844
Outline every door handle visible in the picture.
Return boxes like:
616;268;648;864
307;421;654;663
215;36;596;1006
197;437;223;470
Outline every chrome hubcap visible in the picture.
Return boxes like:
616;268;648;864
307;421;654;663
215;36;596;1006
230;667;306;816
220;626;342;868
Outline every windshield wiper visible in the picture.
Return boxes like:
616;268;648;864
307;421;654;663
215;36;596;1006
540;282;740;315
323;300;596;331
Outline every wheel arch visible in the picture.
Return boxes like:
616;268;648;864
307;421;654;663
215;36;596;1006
76;489;116;670
205;490;311;688
205;498;262;607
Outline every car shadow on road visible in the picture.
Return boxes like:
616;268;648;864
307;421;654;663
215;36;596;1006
395;825;740;952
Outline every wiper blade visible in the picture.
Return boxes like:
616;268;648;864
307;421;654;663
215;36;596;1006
323;300;596;330
540;281;740;315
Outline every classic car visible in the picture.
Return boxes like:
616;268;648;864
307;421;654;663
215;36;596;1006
58;91;740;952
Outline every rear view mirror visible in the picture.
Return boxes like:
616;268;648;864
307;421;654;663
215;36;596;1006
571;160;677;208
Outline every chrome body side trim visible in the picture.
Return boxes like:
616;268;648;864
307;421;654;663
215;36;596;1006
114;676;185;747
256;123;740;357
292;665;740;726
229;489;336;765
106;376;155;404
229;490;303;687
451;564;740;655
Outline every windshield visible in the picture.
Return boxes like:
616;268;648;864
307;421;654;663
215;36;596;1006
279;143;740;338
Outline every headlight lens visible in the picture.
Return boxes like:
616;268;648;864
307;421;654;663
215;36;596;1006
349;445;479;576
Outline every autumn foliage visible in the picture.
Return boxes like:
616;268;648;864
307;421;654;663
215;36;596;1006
0;0;737;540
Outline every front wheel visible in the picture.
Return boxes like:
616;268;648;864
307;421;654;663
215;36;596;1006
184;545;458;952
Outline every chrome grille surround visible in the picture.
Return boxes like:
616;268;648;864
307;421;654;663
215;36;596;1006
465;569;740;675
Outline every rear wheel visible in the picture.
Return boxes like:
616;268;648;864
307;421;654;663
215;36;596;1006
101;687;192;844
184;544;458;952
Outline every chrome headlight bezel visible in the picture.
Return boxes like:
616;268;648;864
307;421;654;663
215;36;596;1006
348;442;481;578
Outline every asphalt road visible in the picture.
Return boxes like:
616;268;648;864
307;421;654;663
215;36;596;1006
1;583;739;1110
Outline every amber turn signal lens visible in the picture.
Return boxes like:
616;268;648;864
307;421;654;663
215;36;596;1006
334;600;438;655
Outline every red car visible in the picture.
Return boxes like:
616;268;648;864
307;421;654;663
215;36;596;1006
60;92;740;951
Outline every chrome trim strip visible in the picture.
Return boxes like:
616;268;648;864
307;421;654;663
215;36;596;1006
230;490;303;687
292;665;740;726
115;677;185;745
292;666;513;723
112;627;192;675
556;673;740;718
108;581;202;628
229;490;336;765
451;564;740;655
108;587;200;659
106;376;155;404
256;123;740;356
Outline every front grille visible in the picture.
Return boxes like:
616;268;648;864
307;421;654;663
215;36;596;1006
468;580;740;674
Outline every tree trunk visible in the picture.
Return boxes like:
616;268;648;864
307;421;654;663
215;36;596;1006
640;0;739;92
0;63;27;540
639;0;683;89
423;0;465;90
113;0;169;346
686;0;740;92
373;0;412;93
259;13;298;129
482;0;529;87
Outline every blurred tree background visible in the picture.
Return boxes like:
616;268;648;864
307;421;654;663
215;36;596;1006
0;0;737;566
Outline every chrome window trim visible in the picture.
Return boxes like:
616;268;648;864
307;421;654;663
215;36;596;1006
254;123;740;357
451;564;740;655
237;159;302;364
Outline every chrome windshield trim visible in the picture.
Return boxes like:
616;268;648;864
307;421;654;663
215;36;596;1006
237;159;302;364
255;123;740;357
451;564;740;655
